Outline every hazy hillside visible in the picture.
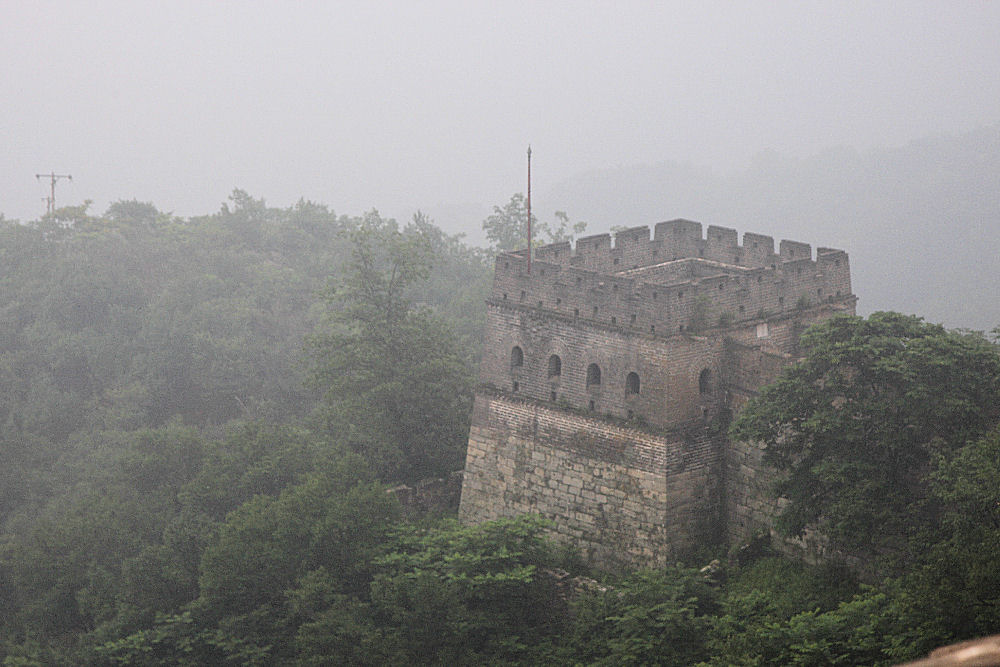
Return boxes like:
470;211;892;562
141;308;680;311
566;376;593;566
544;125;1000;331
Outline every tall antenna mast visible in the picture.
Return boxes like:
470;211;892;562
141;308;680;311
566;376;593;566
35;172;72;215
526;145;532;274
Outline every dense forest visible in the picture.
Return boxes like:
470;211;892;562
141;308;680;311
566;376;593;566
1;193;998;665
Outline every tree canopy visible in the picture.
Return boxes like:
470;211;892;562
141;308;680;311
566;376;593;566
306;212;474;482
482;193;587;252
732;311;1000;558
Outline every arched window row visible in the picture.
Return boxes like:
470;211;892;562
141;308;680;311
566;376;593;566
509;348;650;398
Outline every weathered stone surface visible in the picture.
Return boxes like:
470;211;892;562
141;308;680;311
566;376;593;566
460;222;856;567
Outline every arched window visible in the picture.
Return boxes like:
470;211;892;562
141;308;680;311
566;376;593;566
586;363;601;388
699;368;712;394
547;354;561;378
626;372;640;395
511;346;524;368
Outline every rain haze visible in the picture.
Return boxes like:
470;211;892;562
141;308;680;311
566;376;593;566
3;1;1000;327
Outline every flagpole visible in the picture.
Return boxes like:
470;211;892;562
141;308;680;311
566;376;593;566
526;145;532;274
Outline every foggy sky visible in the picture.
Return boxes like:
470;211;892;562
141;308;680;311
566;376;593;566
3;1;999;231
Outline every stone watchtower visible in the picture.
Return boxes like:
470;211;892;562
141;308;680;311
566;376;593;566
458;220;855;567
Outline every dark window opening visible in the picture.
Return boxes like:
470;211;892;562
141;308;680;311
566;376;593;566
548;354;561;378
593;306;598;316
779;296;785;306
613;257;620;265
650;325;655;333
503;293;508;300
627;409;634;419
556;298;562;305
626;372;640;395
699;368;712;394
537;301;543;308
550;390;557;401
574;308;580;319
511;346;524;368
611;316;617;325
678;291;684;300
520;290;525;301
586;363;601;388
576;277;582;285
589;400;595;411
739;305;745;313
513;381;519;392
630;314;636;324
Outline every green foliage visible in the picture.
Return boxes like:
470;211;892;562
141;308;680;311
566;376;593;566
732;312;1000;556
369;515;559;664
569;567;718;666
898;424;1000;642
306;212;475;482
4;191;1000;665
482;193;586;252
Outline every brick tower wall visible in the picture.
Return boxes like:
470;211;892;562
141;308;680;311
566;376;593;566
459;220;857;566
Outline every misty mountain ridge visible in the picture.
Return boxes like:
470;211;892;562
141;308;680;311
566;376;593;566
537;125;1000;331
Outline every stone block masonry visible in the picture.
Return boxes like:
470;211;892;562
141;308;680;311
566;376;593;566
459;392;723;567
460;219;857;566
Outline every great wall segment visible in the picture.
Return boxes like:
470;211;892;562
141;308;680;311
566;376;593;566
458;219;857;567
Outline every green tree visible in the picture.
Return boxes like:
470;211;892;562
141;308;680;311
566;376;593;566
569;568;718;666
482;193;586;252
731;312;1000;559
897;423;1000;644
369;515;559;664
307;212;473;482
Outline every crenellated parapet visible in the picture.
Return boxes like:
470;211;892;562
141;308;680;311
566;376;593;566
494;221;852;338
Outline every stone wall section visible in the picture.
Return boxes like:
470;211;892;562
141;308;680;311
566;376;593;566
459;393;722;567
509;221;852;339
461;219;857;566
480;305;724;427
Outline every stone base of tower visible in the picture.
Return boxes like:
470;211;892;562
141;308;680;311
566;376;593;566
458;391;725;568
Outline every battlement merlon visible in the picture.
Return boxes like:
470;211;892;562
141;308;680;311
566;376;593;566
490;223;853;329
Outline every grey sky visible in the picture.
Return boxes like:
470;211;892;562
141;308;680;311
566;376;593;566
3;1;999;228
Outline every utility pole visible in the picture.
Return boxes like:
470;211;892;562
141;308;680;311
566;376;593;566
35;172;72;215
526;145;532;274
